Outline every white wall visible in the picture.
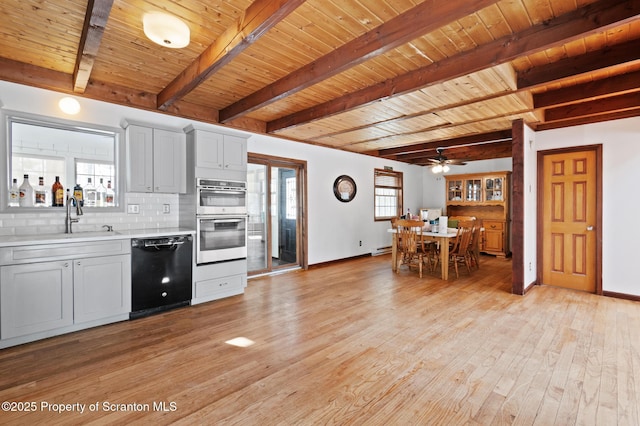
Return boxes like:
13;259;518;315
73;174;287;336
248;134;423;264
536;117;640;296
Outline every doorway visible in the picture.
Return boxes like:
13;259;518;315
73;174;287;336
247;154;307;275
538;145;602;293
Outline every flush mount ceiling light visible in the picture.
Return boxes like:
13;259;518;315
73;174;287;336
142;12;190;48
58;97;81;115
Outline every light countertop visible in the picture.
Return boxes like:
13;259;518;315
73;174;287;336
0;227;195;247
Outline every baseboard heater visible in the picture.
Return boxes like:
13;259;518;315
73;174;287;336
371;246;392;256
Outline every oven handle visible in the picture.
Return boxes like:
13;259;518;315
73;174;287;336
207;218;244;224
198;189;246;194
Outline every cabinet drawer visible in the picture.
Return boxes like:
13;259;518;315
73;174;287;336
0;240;130;266
195;275;243;299
483;221;504;231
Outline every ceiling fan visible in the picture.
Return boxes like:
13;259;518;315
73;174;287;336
427;148;467;173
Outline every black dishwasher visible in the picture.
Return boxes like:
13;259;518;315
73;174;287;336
130;235;193;319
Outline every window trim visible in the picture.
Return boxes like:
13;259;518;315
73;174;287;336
374;168;403;221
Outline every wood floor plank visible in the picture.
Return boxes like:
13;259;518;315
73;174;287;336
0;255;639;425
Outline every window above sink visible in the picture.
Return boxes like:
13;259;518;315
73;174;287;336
2;111;125;212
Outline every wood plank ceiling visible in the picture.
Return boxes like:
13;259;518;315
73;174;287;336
1;0;639;166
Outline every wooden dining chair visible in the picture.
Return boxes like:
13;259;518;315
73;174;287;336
395;219;428;278
448;225;473;279
468;224;481;269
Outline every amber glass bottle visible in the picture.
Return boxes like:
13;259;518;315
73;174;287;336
51;176;64;207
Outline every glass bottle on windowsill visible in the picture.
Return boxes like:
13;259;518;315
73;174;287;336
35;176;47;207
19;174;34;207
105;180;115;207
51;176;64;207
96;178;106;207
9;178;19;207
85;178;96;207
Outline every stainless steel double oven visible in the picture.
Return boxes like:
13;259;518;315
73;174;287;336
196;178;248;264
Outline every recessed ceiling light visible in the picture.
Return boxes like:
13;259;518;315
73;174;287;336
58;97;80;115
143;12;190;49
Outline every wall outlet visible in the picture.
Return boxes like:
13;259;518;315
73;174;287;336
127;204;139;214
162;204;170;214
359;240;362;246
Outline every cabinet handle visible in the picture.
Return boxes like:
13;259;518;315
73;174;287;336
76;261;81;266
146;186;152;191
490;225;496;228
161;292;167;297
63;262;69;267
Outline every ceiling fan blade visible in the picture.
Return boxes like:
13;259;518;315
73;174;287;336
445;159;467;165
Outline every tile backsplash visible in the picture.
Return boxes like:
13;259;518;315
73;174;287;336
0;193;180;236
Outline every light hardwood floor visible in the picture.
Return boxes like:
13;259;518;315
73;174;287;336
1;255;638;425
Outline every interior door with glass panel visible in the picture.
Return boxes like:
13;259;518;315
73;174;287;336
247;157;305;275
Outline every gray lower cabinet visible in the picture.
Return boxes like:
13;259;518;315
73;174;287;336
73;255;131;324
0;240;131;347
1;261;73;339
192;259;247;305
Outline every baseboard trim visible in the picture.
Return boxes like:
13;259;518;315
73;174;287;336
308;253;372;269
603;290;640;302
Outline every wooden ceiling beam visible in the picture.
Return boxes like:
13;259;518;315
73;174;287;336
535;108;640;131
518;39;640;90
408;140;513;165
0;57;73;92
157;0;306;111
534;69;640;109
73;0;114;94
267;0;640;133
544;92;640;122
219;0;501;123
377;130;512;158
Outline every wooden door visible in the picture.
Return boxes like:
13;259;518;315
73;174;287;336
541;149;597;292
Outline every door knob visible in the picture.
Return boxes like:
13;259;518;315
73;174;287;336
586;226;594;231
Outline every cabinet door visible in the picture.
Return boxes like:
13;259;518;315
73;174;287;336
447;179;463;202
484;176;504;201
74;255;131;324
1;261;73;339
153;129;185;193
465;179;482;202
483;221;504;253
126;125;154;192
222;135;247;171
195;130;224;170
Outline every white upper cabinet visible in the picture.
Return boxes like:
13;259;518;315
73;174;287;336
125;122;186;193
185;126;248;181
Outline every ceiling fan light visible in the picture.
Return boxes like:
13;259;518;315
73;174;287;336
442;165;450;172
143;12;190;49
432;164;443;174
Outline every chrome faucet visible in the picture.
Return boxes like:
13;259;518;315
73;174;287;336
65;196;83;234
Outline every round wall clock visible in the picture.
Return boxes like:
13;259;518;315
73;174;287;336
333;175;357;202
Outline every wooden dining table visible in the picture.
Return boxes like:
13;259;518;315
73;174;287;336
388;228;458;280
